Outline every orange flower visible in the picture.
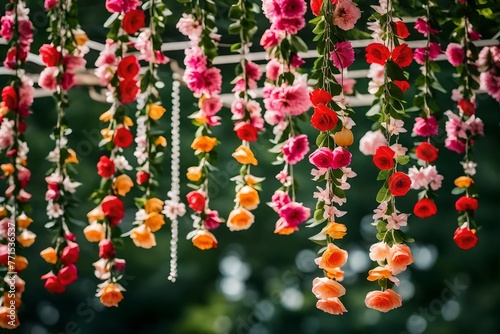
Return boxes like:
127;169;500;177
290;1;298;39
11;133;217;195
315;243;348;272
84;222;105;242
17;230;36;247
232;146;258;165
113;174;134;196
369;242;390;262
454;176;474;188
97;282;125;307
275;226;296;235
74;29;89;46
367;266;393;281
236;185;260;210
155;136;167;147
243;174;264;187
191;136;217;153
227;207;255;231
87;207;105;223
0;306;19;329
316;297;347;315
325;267;345;281
0;206;6;218
14;256;28;272
16;213;32;229
386;243;413;275
130;224;156;249
186;166;203;182
192;229;218;250
145;198;164;213
365;289;402;313
65;149;79;164
312;277;346;299
100;128;114;142
333;127;354;147
148;104;166;121
321;222;347;239
123;116;134;127
40;247;58;264
99;109;114;122
145;212;165;232
1;163;15;175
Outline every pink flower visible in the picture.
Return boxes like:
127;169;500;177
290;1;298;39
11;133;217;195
291;54;305;68
445;138;466;154
202;67;222;97
260;29;282;49
414;18;439;36
330;41;355;70
282;134;310;165
413;116;438;137
334;75;356;95
200;96;223;117
413;43;442;65
272;17;305;34
246;61;262;81
63;55;86;73
61;73;76;91
270;190;291;212
230;99;246;120
18;20;33;47
38;67;58;92
266;82;311;116
105;0;141;13
359;130;388;156
369;242;390;262
204;209;222;230
262;0;282;21
446;43;465;67
266;58;282;81
278;201;311;227
331;147;352;169
316;298;347;315
176;14;201;40
0;15;14;40
18;76;34;110
333;0;361;31
480;72;500;101
279;0;306;19
309;147;334;169
44;0;58;10
312;277;346;299
184;47;207;72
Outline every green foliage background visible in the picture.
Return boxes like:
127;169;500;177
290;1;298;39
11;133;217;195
1;0;499;333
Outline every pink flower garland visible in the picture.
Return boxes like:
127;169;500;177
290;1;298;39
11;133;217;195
0;1;34;328
477;45;500;101
261;0;311;235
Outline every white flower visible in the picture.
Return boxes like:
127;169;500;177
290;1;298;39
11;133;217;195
113;155;133;171
135;209;149;222
163;201;186;220
386;212;408;230
372;202;388;221
47;202;64;219
461;161;477;175
313;186;330;205
63;177;81;193
381;118;407;136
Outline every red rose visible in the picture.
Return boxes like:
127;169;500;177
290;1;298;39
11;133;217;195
0;244;8;266
373;146;395;170
310;0;322;16
186;190;206;213
41;272;66;294
311;104;338;132
455;196;478;211
115;258;126;271
39;44;60;67
388;172;411;197
365;43;391;65
413;198;437;218
394;80;410;93
117;55;140;80
60;242;79;265
136;171;150;185
453;227;478;250
99;239;116;259
97;156;115;178
65;232;76;241
458;99;475;116
101;195;125;226
119;78;139;104
310;88;332;106
391;44;413;68
122;9;145;35
57;264;78;286
393;21;410;39
2;86;18;110
415;142;439;163
114;127;133;148
235;123;258;142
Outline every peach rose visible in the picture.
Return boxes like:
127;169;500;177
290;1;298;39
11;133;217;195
17;229;36;247
113;174;134;196
97;282;125;307
325;267;345;281
232;145;258;165
312;277;346;299
93;258;111;280
145;198;164;213
454;176;474;188
227;207;255;231
84;222;105;242
237;185;260;210
148;104;166;121
87;207;105;223
314;243;348;272
365;289;402;313
40;247;58;264
14;256;28;272
316;297;347;315
145;212;165;232
192;229;218;250
65;148;79;163
387;243;414;275
321;222;347;239
367;266;392;281
16;212;33;229
186;166;202;182
369;242;390;262
130;224;157;249
155;135;167;147
191;136;217;153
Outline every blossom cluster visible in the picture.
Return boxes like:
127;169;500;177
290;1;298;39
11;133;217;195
477;45;500;101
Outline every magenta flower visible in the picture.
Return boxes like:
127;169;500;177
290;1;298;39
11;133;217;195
330;42;355;70
331;147;352;169
278;201;311;227
414;18;439;36
282;134;310;165
309;147;334;169
412;116;439;137
445;43;465;67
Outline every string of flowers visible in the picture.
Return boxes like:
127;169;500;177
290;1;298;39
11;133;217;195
38;0;88;296
444;0;485;250
226;0;265;232
307;0;361;316
477;45;500;102
362;0;415;313
128;0;172;253
177;0;223;250
87;0;143;307
0;0;34;328
261;0;312;235
407;1;445;221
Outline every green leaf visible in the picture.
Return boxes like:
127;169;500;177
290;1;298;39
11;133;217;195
451;187;466;195
316;132;327;147
376;182;391;203
314;209;325;222
230;43;242;52
396;155;410;165
291;36;308;53
377;170;391;181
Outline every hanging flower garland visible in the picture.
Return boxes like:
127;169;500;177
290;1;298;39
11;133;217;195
0;0;34;328
177;0;223;250
226;0;265;232
307;0;360;316
88;1;143;307
444;0;485;250
362;0;415;313
407;2;444;220
37;0;88;295
261;0;312;235
477;45;500;102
